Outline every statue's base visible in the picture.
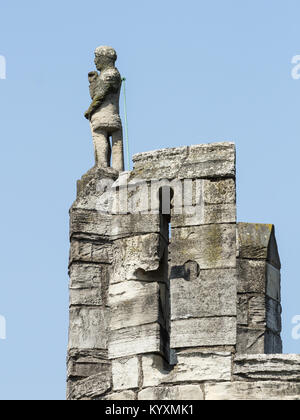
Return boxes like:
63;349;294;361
76;165;119;199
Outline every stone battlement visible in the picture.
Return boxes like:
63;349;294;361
67;142;300;400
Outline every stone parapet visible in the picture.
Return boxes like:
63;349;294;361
66;142;295;400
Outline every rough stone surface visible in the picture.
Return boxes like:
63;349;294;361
67;372;111;400
139;385;204;401
171;268;236;320
142;352;232;387
132;142;235;180
170;224;236;270
234;354;300;381
111;214;161;239
112;357;139;391
68;307;108;350
237;223;281;269
171;317;236;348
108;323;167;359
69;239;112;265
67;350;109;380
109;281;162;330
103;390;136;400
205;381;300;400
237;259;266;294
237;260;280;301
236;327;265;354
237;295;248;326
171;203;236;228
70;209;111;239
203;178;236;204
69;263;109;292
111;234;166;284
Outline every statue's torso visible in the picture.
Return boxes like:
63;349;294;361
90;68;122;133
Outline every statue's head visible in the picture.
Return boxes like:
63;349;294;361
94;46;117;71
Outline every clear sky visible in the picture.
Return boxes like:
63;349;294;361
0;0;300;400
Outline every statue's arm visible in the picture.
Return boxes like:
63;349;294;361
84;71;120;120
84;93;106;120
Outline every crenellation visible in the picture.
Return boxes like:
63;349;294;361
236;222;282;354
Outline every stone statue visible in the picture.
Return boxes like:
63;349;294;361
84;46;124;172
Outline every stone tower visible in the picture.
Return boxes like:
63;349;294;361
67;142;300;400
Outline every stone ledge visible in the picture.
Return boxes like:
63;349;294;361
205;380;300;400
234;354;300;381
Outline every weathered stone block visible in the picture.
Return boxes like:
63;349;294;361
237;295;248;326
68;307;108;350
237;223;280;269
67;351;110;379
203;178;236;204
69;263;109;290
171;203;236;227
76;166;118;200
180;143;235;179
142;352;232;387
205;381;300;400
170;224;236;270
239;295;281;332
132;142;235;180
170;268;236;320
236;327;265;354
132;145;187;180
69;287;103;306
112;357;139;391
133;143;235;179
70;209;111;239
141;354;172;387
237;326;282;354
109;281;162;330
237;259;266;294
237;260;281;301
111;234;166;284
108;323;167;359
103;390;136;400
234;354;300;381
111;214;161;239
248;295;266;327
202;203;236;224
112;175;151;215
138;385;204;400
69;239;112;265
171;317;236;348
67;372;111;400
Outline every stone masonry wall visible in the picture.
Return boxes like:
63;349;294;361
67;142;300;400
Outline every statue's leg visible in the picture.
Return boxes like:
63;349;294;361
111;129;124;172
91;126;111;167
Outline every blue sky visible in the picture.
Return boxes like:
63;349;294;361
1;0;300;400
